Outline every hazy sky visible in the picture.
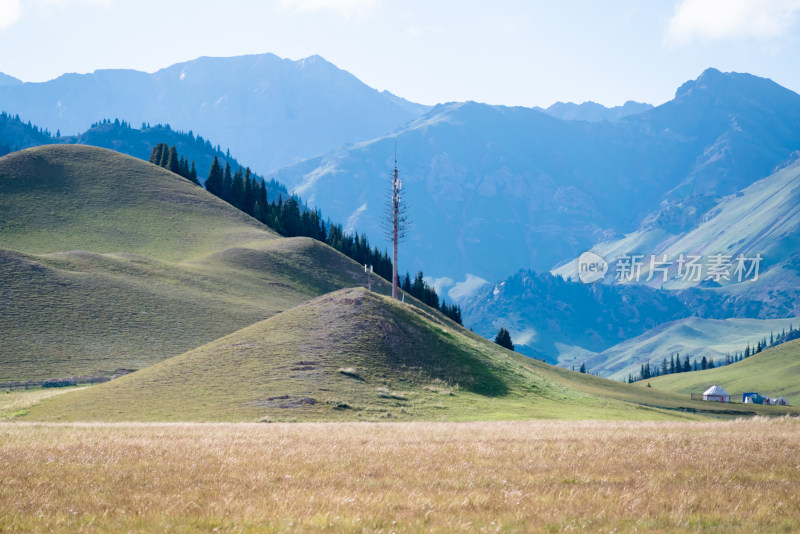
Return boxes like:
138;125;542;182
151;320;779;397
1;0;799;107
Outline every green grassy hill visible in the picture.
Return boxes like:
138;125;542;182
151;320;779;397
24;288;799;422
0;145;386;381
574;316;800;381
0;144;272;262
649;338;800;402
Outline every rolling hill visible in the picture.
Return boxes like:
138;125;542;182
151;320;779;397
0;53;429;171
0;145;385;382
572;316;800;381
649;338;800;402
23;287;797;422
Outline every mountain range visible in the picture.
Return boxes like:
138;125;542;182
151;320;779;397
272;68;800;293
536;100;653;122
0;53;428;172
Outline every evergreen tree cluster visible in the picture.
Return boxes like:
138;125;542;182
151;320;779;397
149;145;463;325
149;143;199;185
399;271;463;324
145;149;464;325
0;111;53;155
494;327;514;351
627;323;800;383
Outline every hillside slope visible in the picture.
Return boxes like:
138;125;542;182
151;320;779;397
577;316;800;381
0;145;273;261
649;338;800;401
25;288;799;422
0;145;387;382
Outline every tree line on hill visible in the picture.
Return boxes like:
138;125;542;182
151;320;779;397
152;144;463;324
149;143;199;184
628;323;799;383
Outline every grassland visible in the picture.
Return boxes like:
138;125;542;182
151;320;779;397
21;287;799;422
650;338;800;401
2;419;799;532
0;145;392;382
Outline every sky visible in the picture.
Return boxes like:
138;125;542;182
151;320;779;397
1;0;800;108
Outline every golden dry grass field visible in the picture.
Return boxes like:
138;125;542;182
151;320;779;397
2;418;799;532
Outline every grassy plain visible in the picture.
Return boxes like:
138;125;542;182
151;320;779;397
2;419;799;532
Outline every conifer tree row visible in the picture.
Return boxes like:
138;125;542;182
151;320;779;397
149;143;199;185
626;323;800;383
154;149;463;324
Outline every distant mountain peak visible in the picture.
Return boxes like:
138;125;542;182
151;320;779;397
673;67;792;102
538;100;653;122
0;72;23;86
298;54;327;65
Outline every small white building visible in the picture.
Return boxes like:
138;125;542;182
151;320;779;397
703;385;730;403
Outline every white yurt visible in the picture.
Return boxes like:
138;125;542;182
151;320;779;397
775;396;789;406
702;385;730;402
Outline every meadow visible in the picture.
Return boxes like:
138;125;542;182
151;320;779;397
2;418;799;532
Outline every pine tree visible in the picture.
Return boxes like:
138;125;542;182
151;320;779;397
205;156;224;197
189;161;199;185
159;144;170;167
579;362;586;373
149;143;165;165
244;168;255;215
258;180;268;221
401;272;412;293
179;156;190;178
222;162;233;202
282;197;302;236
167;146;180;175
232;167;244;209
494;327;514;351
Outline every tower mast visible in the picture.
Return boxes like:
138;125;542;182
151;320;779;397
391;156;400;299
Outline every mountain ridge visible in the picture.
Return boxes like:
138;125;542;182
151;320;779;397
537;100;653;122
273;68;800;288
0;53;430;172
